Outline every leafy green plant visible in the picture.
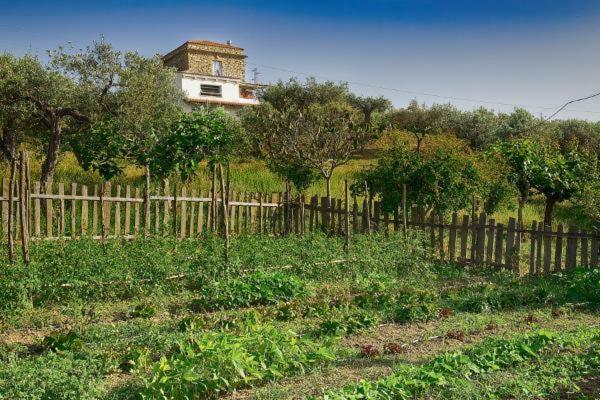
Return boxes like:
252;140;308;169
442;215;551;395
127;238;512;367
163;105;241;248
137;322;335;399
190;271;307;312
392;289;440;323
129;303;157;319
42;330;84;353
317;329;596;400
316;311;378;337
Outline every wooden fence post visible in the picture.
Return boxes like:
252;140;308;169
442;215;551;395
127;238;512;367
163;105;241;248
475;212;487;264
529;221;537;274
543;224;552;274
7;158;16;262
580;230;588;268
92;185;98;236
460;215;469;262
494;223;504;269
218;163;229;262
535;223;543;273
505;217;516;273
81;185;89;236
58;183;65;237
486;218;495;265
554;224;564;271
33;182;41;237
45;180;53;238
428;213;435;253
590;231;599;268
180;186;187;239
344;179;350;253
448;212;457;261
114;185;121;237
18;151;30;265
123;185;130;237
70;183;78;238
566;225;578;270
321;196;329;233
144;165;151;238
352;196;358;234
373;201;380;233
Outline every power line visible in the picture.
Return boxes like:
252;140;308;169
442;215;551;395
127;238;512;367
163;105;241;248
544;90;600;120
247;60;600;115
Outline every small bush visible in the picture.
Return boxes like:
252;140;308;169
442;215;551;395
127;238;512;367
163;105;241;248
42;330;84;353
316;311;378;337
190;271;307;312
392;289;440;323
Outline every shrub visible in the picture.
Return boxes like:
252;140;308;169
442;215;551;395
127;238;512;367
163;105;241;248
190;271;307;312
392;290;440;323
316;311;378;337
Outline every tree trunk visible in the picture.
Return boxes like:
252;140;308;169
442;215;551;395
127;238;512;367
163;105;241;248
325;175;332;203
415;135;424;152
517;197;525;229
144;164;151;237
543;196;557;228
40;120;61;192
7;158;16;263
218;163;229;264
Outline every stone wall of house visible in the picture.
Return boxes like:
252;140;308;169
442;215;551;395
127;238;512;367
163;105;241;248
164;49;188;71
187;43;246;80
165;42;246;80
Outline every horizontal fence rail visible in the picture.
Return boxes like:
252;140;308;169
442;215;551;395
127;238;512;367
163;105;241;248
1;159;598;274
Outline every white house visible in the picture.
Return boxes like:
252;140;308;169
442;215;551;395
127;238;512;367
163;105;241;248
163;40;262;113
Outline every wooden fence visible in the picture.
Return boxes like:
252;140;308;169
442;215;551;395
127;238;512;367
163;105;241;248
1;155;599;274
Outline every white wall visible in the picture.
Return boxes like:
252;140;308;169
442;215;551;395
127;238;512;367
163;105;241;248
176;73;258;106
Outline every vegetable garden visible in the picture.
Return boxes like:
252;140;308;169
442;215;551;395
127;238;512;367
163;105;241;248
0;233;598;399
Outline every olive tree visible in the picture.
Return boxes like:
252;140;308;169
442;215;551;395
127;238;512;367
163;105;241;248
386;99;457;152
242;78;381;199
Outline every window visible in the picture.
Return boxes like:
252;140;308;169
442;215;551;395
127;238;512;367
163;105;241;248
200;84;222;97
212;60;223;76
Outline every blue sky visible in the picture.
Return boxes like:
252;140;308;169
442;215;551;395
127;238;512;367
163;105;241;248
2;0;600;120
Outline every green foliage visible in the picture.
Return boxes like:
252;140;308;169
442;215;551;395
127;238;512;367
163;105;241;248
267;159;321;193
386;99;458;150
68;119;126;180
137;322;335;399
316;311;378;337
190;271;307;312
129;303;157;319
242;77;375;195
0;352;106;400
528;148;592;204
42;330;84;353
152;107;242;180
317;330;577;400
356;140;479;214
393;290;440;323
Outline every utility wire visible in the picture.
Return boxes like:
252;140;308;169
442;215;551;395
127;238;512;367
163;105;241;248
248;61;600;115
